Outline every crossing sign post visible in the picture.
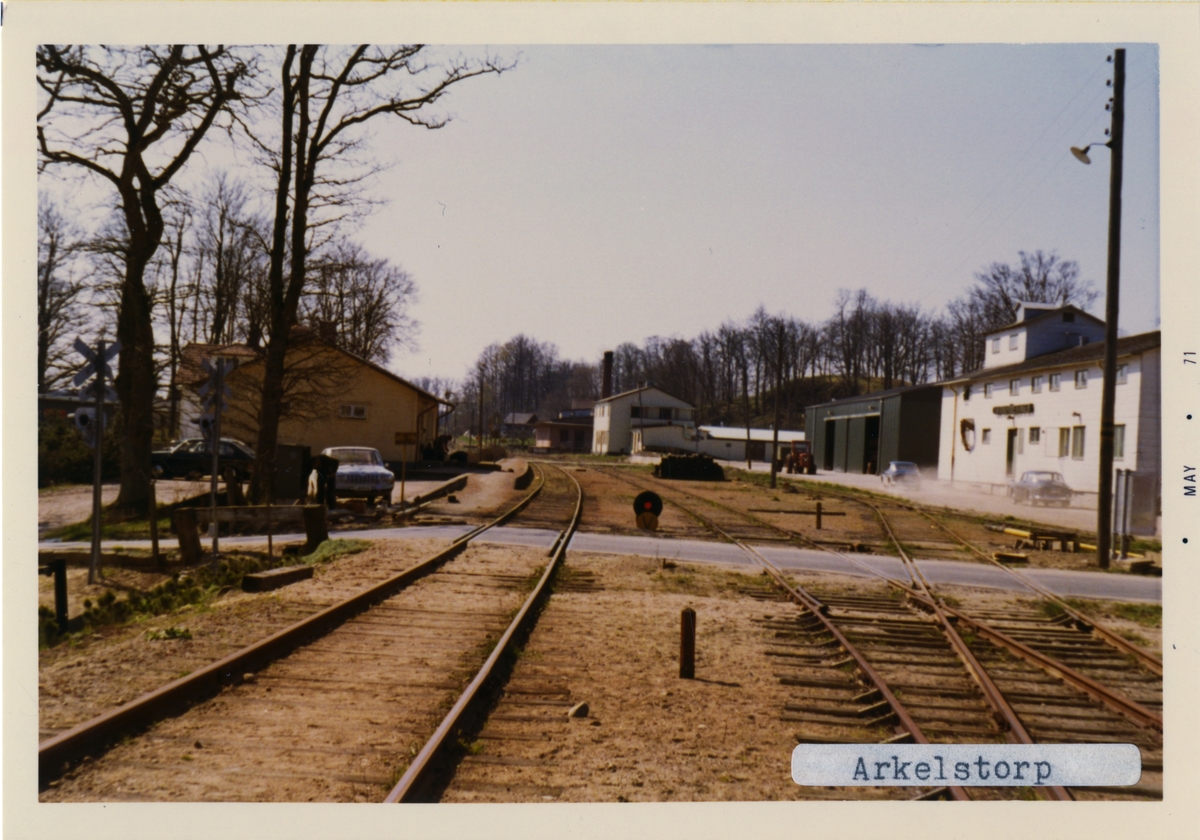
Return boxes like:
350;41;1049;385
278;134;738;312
73;337;120;584
199;358;232;557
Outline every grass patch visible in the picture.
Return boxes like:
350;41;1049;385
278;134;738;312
1117;628;1151;645
38;550;300;648
1111;602;1161;627
146;626;193;641
43;515;173;542
1039;600;1066;620
296;538;371;565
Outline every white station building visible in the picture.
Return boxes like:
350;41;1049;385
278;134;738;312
592;385;696;455
936;303;1160;534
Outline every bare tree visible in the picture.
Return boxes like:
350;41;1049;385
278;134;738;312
37;45;251;511
967;250;1098;333
302;243;418;364
37;198;88;392
249;45;513;502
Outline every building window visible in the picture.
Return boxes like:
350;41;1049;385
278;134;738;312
630;406;641;418
1116;364;1128;384
984;383;994;398
1031;375;1044;393
1058;428;1071;458
1114;424;1126;459
339;404;368;420
560;429;570;442
981;428;992;445
991;338;1000;353
1049;373;1061;392
1009;379;1020;396
1029;427;1041;445
1009;334;1019;350
1063;312;1075;323
1074;370;1088;389
1072;426;1085;460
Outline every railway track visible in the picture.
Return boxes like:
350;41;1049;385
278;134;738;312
599;468;1162;801
40;463;583;802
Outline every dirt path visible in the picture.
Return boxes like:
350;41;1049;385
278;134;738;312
442;555;910;803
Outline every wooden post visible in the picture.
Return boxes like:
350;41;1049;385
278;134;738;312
52;557;68;632
816;500;823;530
302;504;330;552
173;508;202;566
680;607;696;679
148;478;161;570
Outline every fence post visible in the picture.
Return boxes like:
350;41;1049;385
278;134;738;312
173;508;202;566
816;500;823;530
680;607;696;679
52;558;68;632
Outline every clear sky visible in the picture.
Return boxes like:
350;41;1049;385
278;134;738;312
38;43;1161;384
356;43;1159;384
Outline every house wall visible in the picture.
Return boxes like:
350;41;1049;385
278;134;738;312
896;389;943;468
217;352;437;462
938;351;1151;505
592;389;695;455
806;386;941;475
983;314;1107;370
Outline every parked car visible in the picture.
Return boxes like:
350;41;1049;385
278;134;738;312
151;437;255;480
881;461;922;485
1010;471;1073;506
316;446;395;503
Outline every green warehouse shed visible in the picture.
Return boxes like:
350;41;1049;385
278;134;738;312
805;384;942;476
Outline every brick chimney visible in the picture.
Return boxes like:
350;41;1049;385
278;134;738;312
316;320;337;343
602;351;614;399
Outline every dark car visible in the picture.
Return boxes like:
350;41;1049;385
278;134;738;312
881;461;922;485
152;437;255;480
1010;470;1073;506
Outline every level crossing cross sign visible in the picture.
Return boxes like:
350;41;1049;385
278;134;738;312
72;337;120;387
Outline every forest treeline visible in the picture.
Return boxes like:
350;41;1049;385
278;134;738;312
436;250;1098;437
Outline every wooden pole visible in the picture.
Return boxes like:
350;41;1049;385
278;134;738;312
1096;48;1125;570
816;500;823;530
148;477;161;570
680;607;696;679
88;339;105;585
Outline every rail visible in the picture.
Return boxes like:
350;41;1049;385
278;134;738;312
39;467;549;788
384;463;584;802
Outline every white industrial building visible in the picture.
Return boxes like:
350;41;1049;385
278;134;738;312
936;303;1160;534
592;385;696;455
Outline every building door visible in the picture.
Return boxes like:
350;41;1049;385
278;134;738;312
864;416;881;474
823;419;836;471
748;441;766;461
1006;428;1018;477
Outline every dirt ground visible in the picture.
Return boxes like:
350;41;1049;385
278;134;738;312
38;537;450;738
443;554;916;802
36;458;1161;802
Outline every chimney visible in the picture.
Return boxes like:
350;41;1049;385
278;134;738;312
602;351;614;399
317;320;337;343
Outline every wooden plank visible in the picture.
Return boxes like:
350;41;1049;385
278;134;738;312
242;564;314;593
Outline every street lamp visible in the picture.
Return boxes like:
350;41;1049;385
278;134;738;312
1071;48;1125;569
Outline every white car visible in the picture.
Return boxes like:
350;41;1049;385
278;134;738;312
313;446;395;503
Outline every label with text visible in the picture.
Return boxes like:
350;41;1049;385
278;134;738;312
791;744;1140;787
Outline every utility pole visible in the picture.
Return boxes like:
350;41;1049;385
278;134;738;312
1096;48;1125;570
770;320;784;489
477;364;485;455
90;340;106;584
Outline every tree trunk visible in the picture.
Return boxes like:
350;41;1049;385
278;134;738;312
113;249;157;512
